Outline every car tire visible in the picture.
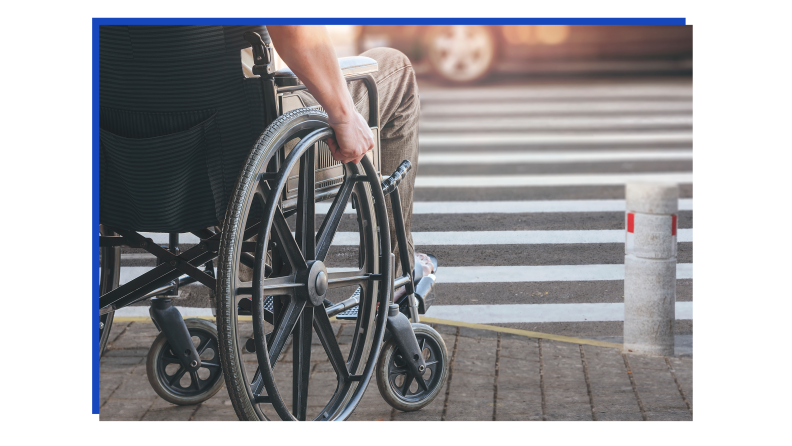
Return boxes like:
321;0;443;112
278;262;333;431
425;25;497;84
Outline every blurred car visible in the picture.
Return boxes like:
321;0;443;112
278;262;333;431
357;25;692;84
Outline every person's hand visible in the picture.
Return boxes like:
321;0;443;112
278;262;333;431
326;110;374;164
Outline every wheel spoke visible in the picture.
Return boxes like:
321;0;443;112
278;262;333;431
416;372;430;392
161;354;181;365
292;306;313;420
295;147;316;261
313;308;350;382
196;336;212;355
400;374;414;397
190;370;204;390
258;274;301;297
235;280;253;296
200;361;221;368
326;269;368;289
315;172;355;261
168;367;187;387
268;299;306;368
272;208;308;271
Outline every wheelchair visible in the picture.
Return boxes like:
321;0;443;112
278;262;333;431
98;26;446;420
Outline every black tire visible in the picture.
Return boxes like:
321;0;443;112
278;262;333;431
99;225;120;356
216;108;390;421
146;318;224;405
425;25;497;84
376;323;448;412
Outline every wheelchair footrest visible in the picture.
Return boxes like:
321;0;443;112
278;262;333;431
335;306;359;320
396;274;437;315
335;287;362;320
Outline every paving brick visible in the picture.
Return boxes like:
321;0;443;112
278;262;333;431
667;356;693;411
626;354;691;421
459;326;498;340
582;345;642;421
104;348;150;358
100;356;145;374
190;404;239;421
541;341;592;421
348;388;393;421
111;372;158;400
453;336;497;375
140;400;196;421
100;399;155;421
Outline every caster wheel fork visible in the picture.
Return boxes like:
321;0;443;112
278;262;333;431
376;323;448;412
146;318;224;405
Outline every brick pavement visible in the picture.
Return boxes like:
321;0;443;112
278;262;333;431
99;319;692;421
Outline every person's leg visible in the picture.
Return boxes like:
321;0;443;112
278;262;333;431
296;47;420;277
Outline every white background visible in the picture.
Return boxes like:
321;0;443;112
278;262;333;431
0;1;788;443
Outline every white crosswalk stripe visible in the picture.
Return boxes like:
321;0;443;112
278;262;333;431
425;302;693;324
434;264;692;283
420;116;692;132
418;149;692;164
419;83;692;101
420;101;693;116
333;229;692;245
314;199;693;214
416;172;693;187
419;132;692;146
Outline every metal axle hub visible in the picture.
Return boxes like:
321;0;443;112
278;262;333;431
297;260;329;307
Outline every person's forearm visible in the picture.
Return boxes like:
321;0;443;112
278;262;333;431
267;26;355;124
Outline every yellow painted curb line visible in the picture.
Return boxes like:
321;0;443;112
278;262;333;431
420;317;623;350
114;315;621;349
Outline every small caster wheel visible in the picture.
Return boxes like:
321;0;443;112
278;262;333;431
376;323;448;412
146;318;224;405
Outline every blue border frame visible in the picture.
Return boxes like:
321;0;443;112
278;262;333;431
92;16;686;415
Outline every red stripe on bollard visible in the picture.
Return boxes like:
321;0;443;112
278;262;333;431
672;214;677;236
627;213;635;233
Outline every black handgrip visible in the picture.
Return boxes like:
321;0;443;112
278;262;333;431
243;31;271;64
381;160;412;195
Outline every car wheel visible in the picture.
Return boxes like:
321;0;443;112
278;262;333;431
425;25;496;84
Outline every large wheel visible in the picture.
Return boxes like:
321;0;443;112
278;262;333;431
216;108;391;421
98;225;120;356
425;25;497;84
376;323;448;412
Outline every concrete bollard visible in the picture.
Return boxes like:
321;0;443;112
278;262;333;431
624;182;678;356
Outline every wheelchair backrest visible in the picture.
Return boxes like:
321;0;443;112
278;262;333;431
99;25;270;233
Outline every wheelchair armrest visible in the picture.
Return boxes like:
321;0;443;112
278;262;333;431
273;56;378;87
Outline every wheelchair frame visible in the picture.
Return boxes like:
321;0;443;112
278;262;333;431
98;30;439;420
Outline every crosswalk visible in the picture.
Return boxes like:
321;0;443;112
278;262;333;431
413;79;692;332
115;78;692;336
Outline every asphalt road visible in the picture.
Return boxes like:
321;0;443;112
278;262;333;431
115;76;693;340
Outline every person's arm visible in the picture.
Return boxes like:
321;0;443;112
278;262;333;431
267;25;374;164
